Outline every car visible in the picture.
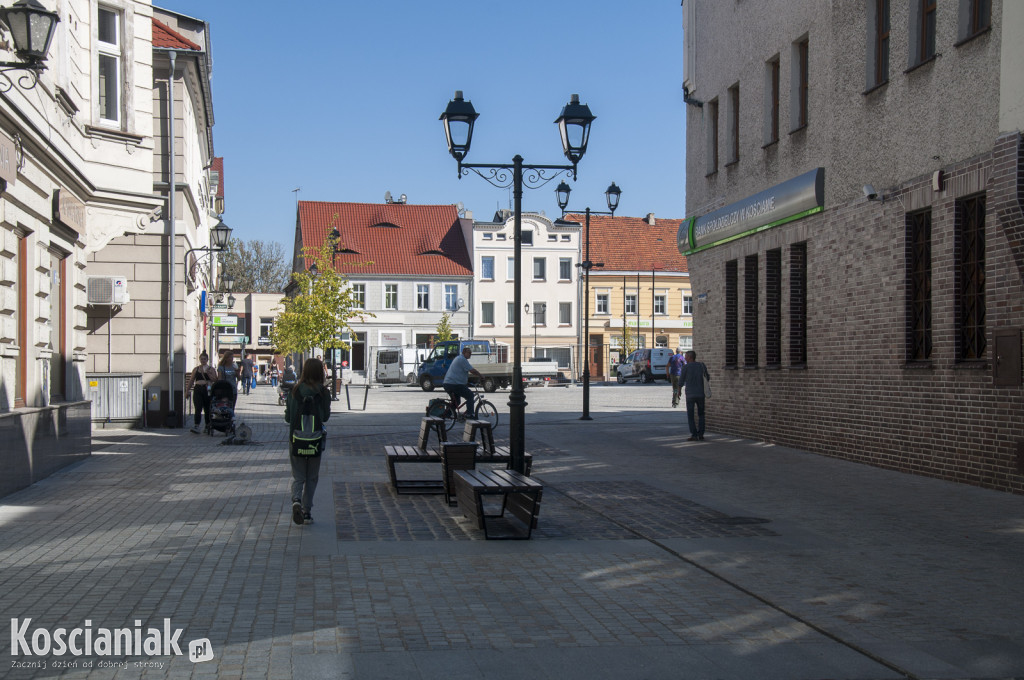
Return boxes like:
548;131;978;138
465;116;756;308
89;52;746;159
616;348;674;384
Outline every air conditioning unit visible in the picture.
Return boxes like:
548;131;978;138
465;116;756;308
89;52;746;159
87;276;130;305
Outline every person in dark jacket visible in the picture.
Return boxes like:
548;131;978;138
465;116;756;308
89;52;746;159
680;350;710;441
284;358;331;525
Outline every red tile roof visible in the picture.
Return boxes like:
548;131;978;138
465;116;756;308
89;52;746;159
566;214;688;273
152;18;203;51
298;201;472;277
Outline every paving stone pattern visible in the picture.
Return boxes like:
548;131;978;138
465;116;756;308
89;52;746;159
0;384;1022;679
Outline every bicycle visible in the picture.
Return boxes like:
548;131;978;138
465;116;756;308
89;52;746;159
437;384;499;432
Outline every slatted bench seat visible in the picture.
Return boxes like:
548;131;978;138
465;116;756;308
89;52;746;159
384;444;442;494
482;446;533;475
453;469;543;539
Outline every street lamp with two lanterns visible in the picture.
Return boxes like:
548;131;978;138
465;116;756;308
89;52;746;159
440;90;595;475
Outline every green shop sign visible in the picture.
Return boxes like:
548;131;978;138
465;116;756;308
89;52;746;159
679;167;824;255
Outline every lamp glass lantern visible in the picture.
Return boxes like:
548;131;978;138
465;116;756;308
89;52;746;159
0;0;59;63
605;182;621;213
554;94;595;165
220;273;235;292
439;90;479;162
555;181;572;212
210;219;232;250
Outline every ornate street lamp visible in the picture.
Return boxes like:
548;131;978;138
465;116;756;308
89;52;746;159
440;91;594;474
0;0;59;90
557;181;621;420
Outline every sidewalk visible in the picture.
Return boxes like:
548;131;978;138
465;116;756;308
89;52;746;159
1;382;1022;679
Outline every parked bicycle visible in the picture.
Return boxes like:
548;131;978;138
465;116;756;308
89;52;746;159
429;384;499;432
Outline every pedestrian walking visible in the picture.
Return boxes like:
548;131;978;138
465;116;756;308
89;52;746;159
680;350;710;441
239;354;255;395
666;347;686;408
186;351;218;434
285;357;331;525
218;350;239;396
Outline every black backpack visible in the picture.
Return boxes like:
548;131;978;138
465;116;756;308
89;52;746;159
290;390;325;457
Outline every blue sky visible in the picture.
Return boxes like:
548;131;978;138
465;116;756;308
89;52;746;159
161;1;687;248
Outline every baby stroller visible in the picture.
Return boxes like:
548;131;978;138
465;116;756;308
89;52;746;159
278;367;297;406
208;380;237;435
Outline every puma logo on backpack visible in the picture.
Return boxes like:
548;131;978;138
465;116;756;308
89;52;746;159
290;392;325;457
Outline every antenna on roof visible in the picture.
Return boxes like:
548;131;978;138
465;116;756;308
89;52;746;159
457;202;465;217
384;191;393;203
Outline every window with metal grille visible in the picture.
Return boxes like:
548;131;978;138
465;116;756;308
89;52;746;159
956;195;986;360
906;210;932;361
744;255;759;367
725;260;738;367
789;243;807;365
766;249;782;367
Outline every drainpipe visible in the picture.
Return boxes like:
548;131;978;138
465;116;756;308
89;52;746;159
167;51;177;427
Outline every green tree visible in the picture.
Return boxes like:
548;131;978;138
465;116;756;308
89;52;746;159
221;238;290;293
269;239;372;358
435;312;454;342
621;321;637;356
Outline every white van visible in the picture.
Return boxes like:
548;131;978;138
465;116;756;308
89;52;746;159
616;348;674;384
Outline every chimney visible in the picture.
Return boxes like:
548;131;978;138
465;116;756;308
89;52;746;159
646;213;656;225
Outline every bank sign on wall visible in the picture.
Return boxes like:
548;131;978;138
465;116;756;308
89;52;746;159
678;168;824;255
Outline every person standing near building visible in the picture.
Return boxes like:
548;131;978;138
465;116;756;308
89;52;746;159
666;348;686;408
239;353;254;395
186;351;218;434
443;346;482;419
680;350;710;441
218;350;239;395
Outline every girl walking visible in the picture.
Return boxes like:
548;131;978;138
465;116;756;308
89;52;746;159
284;358;331;525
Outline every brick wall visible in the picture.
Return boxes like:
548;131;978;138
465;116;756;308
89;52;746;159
690;138;1024;494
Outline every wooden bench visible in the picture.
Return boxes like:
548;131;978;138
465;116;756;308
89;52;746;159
417;416;447;450
384;444;443;494
453;469;543;539
440;442;478;506
462;419;495;453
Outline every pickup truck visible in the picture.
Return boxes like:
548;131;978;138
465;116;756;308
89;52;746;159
417;339;560;392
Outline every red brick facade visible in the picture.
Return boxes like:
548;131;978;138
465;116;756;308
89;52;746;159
689;134;1024;493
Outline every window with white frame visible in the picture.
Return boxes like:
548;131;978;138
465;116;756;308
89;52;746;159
481;256;494;280
506;256;515;280
533;257;546;281
506;301;516;325
683;294;693;315
559;258;572;281
596;293;609;314
625;294;637;315
481;301;494;325
654;294;666;315
416;284;429;310
97;6;122;126
482;233;493;240
559;302;571;325
260;317;273;337
385;283;398;310
520;229;533;245
444;284;458;311
352;283;365;309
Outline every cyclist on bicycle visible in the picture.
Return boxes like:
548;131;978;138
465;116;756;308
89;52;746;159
443;346;483;419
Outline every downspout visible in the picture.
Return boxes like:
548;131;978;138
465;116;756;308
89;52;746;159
167;51;177;427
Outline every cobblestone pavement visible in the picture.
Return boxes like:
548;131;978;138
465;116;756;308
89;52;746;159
1;381;1022;679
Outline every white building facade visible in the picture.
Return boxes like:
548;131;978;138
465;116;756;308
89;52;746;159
472;211;582;374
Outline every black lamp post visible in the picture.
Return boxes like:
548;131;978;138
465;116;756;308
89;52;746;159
0;0;59;90
326;229;343;400
556;181;620;420
186;220;232;356
441;91;595;475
